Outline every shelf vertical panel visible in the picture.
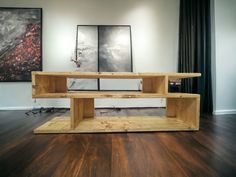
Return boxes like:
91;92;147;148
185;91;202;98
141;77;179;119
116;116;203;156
54;77;67;93
142;76;168;94
83;98;95;118
70;98;84;129
166;98;178;117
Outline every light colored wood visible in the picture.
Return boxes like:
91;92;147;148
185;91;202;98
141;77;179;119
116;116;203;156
70;98;83;128
32;73;36;95
83;98;95;118
54;77;67;93
142;76;168;94
180;97;200;130
34;116;196;134
33;91;200;99
166;98;178;117
32;71;201;133
32;75;54;96
32;71;201;79
70;98;95;128
166;97;200;130
32;75;67;97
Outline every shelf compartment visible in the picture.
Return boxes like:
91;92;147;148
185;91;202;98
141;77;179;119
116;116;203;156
32;72;201;96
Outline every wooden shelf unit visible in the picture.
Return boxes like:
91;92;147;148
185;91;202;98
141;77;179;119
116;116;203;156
32;72;201;133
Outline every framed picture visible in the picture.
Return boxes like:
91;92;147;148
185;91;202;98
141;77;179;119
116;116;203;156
70;25;134;91
98;26;132;72
98;25;135;91
0;8;42;82
68;25;99;90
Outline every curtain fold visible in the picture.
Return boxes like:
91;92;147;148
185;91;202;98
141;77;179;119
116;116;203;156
178;0;213;114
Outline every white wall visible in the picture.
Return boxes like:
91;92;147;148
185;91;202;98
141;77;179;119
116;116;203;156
213;0;236;114
0;0;180;109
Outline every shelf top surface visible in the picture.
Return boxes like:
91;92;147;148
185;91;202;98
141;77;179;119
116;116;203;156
32;72;201;79
33;91;200;99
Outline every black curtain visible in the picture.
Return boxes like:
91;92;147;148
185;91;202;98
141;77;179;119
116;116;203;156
178;0;213;114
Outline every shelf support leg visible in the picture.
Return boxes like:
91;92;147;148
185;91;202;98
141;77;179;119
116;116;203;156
71;98;84;129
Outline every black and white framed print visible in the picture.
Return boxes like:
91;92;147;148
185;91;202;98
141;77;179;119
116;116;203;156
68;25;99;90
0;8;42;82
98;26;132;72
72;25;133;91
98;25;135;90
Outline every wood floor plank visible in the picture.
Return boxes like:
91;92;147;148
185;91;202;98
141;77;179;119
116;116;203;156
76;134;112;177
0;109;236;177
111;134;133;177
112;133;189;177
156;132;235;177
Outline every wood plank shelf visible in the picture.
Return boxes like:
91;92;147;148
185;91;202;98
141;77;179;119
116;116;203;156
32;72;201;134
33;92;200;99
32;71;201;79
34;116;196;134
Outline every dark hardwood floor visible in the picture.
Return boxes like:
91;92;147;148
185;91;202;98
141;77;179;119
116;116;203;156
0;108;236;177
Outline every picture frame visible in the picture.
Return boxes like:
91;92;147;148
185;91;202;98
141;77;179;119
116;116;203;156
68;25;99;91
98;25;135;91
0;7;42;82
70;25;135;91
98;25;133;73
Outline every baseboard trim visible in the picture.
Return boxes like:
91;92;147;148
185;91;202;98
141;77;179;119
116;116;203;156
213;109;236;115
0;106;162;111
0;106;69;111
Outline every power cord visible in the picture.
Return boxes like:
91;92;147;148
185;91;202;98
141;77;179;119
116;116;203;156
25;107;68;116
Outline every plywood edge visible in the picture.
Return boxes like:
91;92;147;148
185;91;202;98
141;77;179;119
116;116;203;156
32;72;201;79
32;92;200;99
168;73;201;79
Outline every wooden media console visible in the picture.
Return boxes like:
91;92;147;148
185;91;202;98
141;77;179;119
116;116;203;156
32;72;201;133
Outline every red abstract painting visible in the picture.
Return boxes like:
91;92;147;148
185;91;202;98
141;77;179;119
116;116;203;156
0;8;42;81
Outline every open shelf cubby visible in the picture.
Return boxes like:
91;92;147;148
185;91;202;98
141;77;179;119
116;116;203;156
32;72;201;133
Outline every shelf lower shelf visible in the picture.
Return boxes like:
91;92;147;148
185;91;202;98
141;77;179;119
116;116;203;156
34;116;198;134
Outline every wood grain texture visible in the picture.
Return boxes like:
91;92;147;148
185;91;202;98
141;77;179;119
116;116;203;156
32;72;200;133
70;98;83;128
32;75;54;96
33;91;200;99
32;71;201;79
166;97;200;129
32;72;201;98
34;116;193;134
0;110;235;177
54;76;67;93
83;98;95;118
70;98;95;129
166;98;177;117
142;76;167;94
